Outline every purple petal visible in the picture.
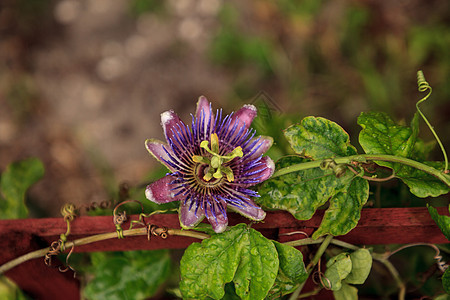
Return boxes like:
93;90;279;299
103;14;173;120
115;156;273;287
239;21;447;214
241;156;275;187
196;96;214;137
230;104;257;131
228;197;266;221
160;110;185;143
244;136;273;161
179;198;205;229
145;139;176;172
145;175;182;204
207;211;228;233
258;156;275;181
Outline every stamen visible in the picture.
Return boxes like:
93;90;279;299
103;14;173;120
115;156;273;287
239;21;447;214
194;133;243;182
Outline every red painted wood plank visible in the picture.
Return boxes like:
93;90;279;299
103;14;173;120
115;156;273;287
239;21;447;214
1;231;79;300
0;207;447;249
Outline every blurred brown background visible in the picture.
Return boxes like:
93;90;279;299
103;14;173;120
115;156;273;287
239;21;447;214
1;0;449;216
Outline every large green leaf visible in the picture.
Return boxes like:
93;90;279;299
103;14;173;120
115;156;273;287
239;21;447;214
397;162;450;198
345;249;372;285
266;242;308;299
411;138;436;162
312;176;369;239
284;116;357;159
324;253;352;291
358;112;449;197
358;111;417;170
427;204;450;241
0;158;44;219
180;224;278;300
83;250;171;300
257;156;353;220
333;283;358;300
233;228;279;300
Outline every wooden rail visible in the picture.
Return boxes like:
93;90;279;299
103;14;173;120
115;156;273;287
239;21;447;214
0;207;447;299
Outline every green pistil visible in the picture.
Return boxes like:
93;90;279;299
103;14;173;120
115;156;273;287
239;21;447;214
192;133;243;182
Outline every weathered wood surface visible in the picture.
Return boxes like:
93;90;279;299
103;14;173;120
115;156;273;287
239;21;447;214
0;207;447;299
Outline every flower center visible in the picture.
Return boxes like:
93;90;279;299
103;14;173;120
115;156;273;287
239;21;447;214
192;133;243;182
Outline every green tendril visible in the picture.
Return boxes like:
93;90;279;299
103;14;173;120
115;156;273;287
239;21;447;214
114;211;127;239
416;70;448;172
59;203;77;250
129;208;178;229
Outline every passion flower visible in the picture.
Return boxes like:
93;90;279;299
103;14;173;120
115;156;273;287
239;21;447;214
145;96;274;233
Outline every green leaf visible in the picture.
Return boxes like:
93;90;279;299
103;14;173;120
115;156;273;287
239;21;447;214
324;253;352;291
427;204;450;241
411;138;436;162
345;249;372;285
267;242;308;299
358;111;417;170
443;267;450;294
273;241;307;284
358;112;449;198
180;228;242;300
312;176;369;239
257;156;353;220
0;158;44;219
233;230;279;300
333;283;358;300
284;116;357;159
84;250;171;300
180;224;278;300
397;162;450;198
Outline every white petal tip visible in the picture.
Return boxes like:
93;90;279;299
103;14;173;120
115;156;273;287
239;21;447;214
213;223;228;233
243;104;257;112
266;157;275;175
145;187;154;202
256;209;266;221
160;111;174;126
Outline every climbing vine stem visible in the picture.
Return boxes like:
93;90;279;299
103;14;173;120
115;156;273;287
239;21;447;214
0;227;210;275
271;154;450;187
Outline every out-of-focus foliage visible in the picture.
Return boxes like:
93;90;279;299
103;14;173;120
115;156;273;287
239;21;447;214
0;158;44;219
209;1;449;141
83;250;171;300
0;276;28;300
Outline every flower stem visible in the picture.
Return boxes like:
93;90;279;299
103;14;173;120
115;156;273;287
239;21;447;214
0;227;209;274
272;154;450;187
